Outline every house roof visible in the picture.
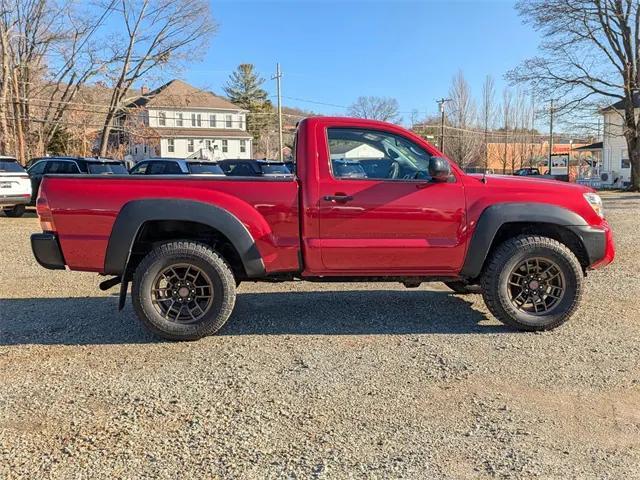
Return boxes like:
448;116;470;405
573;141;603;151
148;127;252;139
127;79;243;111
601;93;640;112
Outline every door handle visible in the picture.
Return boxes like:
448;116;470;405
323;194;354;203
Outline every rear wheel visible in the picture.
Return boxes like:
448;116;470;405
3;205;26;217
132;241;236;341
481;235;583;331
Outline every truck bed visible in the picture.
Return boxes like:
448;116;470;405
42;175;301;273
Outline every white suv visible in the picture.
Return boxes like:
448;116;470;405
0;156;32;218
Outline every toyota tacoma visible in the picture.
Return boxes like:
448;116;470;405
31;117;615;340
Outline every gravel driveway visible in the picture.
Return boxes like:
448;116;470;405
1;193;639;479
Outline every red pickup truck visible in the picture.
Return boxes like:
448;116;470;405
31;117;615;340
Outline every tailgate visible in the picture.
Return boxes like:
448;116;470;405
0;173;32;196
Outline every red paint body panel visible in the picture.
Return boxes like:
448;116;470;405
38;116;615;277
43;176;300;273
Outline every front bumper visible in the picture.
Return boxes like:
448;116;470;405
0;194;31;206
31;233;66;270
568;221;615;269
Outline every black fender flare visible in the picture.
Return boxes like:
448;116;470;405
104;199;266;278
459;203;590;279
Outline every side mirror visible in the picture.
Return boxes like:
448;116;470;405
428;157;451;181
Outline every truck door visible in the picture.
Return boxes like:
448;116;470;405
317;127;467;274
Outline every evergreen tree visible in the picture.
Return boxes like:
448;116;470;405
224;64;274;154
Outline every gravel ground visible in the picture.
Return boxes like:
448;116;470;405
1;193;639;479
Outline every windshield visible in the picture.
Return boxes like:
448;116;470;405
87;163;128;175
188;163;224;174
0;160;25;173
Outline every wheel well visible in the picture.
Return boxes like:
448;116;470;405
127;220;246;279
484;222;590;273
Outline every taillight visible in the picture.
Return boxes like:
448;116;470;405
36;189;56;232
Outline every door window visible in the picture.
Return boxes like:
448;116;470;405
130;162;149;175
327;128;433;181
28;162;46;175
147;161;183;175
45;161;80;174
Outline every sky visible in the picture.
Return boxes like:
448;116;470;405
181;0;543;121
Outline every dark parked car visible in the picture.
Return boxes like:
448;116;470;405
129;158;225;176
217;159;292;177
514;167;542;176
27;157;128;204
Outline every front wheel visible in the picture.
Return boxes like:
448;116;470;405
481;235;583;331
132;241;236;341
3;205;26;217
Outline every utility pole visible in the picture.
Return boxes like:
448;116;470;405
548;99;554;174
272;63;284;161
568;139;572;179
436;98;451;153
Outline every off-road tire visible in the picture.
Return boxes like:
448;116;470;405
132;241;236;341
3;205;26;217
481;235;583;331
444;281;482;294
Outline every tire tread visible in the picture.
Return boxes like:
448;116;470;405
132;241;236;341
481;235;583;331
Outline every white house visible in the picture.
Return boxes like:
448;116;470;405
601;97;635;186
119;79;252;162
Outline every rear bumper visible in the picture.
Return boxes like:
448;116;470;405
31;233;66;270
0;194;31;206
568;222;615;269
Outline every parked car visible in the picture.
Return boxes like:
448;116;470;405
0;156;32;217
27;157;128;204
31;117;614;341
129;158;225;176
514;167;542;176
217;159;292;177
513;167;569;182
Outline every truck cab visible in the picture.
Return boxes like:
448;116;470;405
31;117;615;341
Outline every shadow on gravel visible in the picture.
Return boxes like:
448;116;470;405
0;289;507;345
601;194;640;201
0;209;37;219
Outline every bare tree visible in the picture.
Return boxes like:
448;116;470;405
96;0;216;156
480;75;496;171
508;0;640;190
0;0;104;162
348;96;401;123
446;70;480;168
499;88;513;174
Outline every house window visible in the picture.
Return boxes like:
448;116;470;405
167;138;175;153
176;113;183;127
191;113;196;127
225;114;232;128
209;114;216;127
205;139;212;150
196;113;202;127
188;139;194;153
239;116;245;129
158;111;166;126
240;140;246;153
621;151;631;169
222;139;228;153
